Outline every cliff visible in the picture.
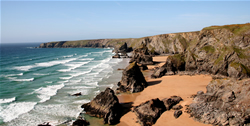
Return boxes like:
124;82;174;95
39;31;200;54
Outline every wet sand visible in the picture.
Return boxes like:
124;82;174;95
117;55;212;126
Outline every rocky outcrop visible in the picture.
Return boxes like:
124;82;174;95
129;44;154;65
117;62;148;93
81;88;121;125
151;54;185;78
133;98;166;126
151;24;250;79
188;78;250;125
133;96;183;126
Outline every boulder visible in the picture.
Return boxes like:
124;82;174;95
72;118;90;126
133;98;166;126
162;96;183;110
172;105;183;110
174;110;182;119
81;88;121;125
151;67;167;78
112;53;120;58
117;62;148;93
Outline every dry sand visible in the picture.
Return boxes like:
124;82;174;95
117;56;212;126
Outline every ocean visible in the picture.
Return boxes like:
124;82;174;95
0;43;129;126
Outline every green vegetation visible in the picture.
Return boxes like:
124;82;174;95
214;46;233;65
233;47;249;59
230;62;250;74
176;34;188;49
169;54;185;70
202;23;250;35
202;45;215;53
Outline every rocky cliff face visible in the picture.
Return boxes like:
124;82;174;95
151;23;250;79
39;24;250;60
39;31;199;55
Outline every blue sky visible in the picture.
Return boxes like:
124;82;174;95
1;1;250;43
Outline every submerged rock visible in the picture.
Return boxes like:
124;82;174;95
133;98;166;126
117;62;148;93
37;122;52;126
81;88;121;125
72;118;90;126
72;92;82;96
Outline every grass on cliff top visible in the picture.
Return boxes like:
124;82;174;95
203;23;250;35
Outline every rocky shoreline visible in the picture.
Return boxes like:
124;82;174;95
38;23;250;126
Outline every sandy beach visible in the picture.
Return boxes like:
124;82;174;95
117;55;212;126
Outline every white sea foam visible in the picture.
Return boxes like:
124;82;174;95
65;86;96;89
13;65;35;71
13;58;77;71
59;77;72;80
58;61;89;72
69;79;82;83
0;97;15;104
8;77;34;82
34;84;64;103
0;102;37;122
5;73;23;77
79;58;94;61
73;99;90;104
33;73;50;76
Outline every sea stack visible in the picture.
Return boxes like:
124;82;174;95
117;61;148;93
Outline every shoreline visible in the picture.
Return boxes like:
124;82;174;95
117;55;213;126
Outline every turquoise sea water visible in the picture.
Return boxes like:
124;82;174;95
0;43;128;126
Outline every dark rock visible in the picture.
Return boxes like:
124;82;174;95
188;78;250;125
162;96;183;110
133;98;166;126
151;67;167;78
172;105;183;110
81;88;121;125
174;110;182;118
129;44;154;65
72;92;82;96
118;43;128;53
117;62;148;93
138;64;148;71
112;53;120;58
72;118;90;126
37;122;52;126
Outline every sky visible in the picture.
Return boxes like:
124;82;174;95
1;0;250;43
